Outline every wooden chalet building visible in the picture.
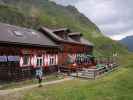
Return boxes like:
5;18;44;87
0;22;95;81
0;23;59;81
39;27;95;72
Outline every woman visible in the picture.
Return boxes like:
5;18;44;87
36;67;43;87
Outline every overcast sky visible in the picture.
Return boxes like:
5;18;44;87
52;0;133;40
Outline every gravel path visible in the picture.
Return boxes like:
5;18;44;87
0;78;72;95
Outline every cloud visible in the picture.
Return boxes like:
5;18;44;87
52;0;133;40
110;30;133;40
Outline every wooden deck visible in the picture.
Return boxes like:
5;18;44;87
70;63;118;79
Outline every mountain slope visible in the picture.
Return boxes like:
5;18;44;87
0;0;128;56
120;36;133;52
0;4;41;28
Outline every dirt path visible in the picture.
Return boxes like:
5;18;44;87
0;78;72;95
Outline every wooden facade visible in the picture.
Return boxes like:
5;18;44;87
58;40;96;72
0;45;59;81
0;23;59;81
0;23;95;81
39;27;96;72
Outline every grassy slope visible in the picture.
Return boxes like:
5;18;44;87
0;5;42;28
0;0;128;57
23;69;133;100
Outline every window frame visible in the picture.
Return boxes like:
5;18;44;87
49;57;55;65
22;55;30;66
36;56;43;67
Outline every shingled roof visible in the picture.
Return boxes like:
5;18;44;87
39;27;94;46
0;23;58;48
68;32;83;36
52;28;70;33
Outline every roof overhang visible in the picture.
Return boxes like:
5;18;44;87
0;41;60;49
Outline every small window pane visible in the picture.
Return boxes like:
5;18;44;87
40;59;42;66
36;57;43;66
31;31;38;35
37;59;40;66
23;55;30;65
8;56;19;61
50;58;55;65
0;56;7;62
13;31;23;37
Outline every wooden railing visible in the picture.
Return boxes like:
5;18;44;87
70;56;119;79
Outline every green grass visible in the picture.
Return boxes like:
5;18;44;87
1;68;133;100
0;74;62;90
22;68;133;100
5;67;133;100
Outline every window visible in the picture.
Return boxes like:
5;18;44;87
0;56;7;62
31;31;38;35
30;31;40;38
23;55;30;65
64;34;68;40
37;59;39;66
0;56;7;66
49;58;54;65
76;53;83;64
36;57;43;66
8;56;19;62
13;31;23;37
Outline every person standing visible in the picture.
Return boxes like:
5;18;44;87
36;67;43;87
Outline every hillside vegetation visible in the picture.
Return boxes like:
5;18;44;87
0;0;129;56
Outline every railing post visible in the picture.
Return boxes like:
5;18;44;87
94;70;96;80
